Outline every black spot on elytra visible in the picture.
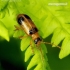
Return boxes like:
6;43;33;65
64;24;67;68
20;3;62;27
17;17;24;25
24;14;31;19
29;28;38;35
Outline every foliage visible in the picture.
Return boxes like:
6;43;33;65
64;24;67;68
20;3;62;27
0;0;70;70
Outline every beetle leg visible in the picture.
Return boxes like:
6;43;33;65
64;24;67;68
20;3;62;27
19;35;29;39
14;25;22;31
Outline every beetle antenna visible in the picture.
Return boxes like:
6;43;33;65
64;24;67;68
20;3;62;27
41;41;61;49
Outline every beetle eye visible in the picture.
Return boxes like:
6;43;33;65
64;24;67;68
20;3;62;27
24;14;31;19
17;17;24;25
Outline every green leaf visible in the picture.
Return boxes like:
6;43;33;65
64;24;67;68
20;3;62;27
25;45;33;62
25;44;50;70
0;21;9;41
13;29;25;38
59;36;70;59
0;0;9;11
0;1;19;36
51;27;66;46
21;37;31;51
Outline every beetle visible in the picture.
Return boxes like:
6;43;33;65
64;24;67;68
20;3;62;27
16;14;42;46
15;14;60;52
